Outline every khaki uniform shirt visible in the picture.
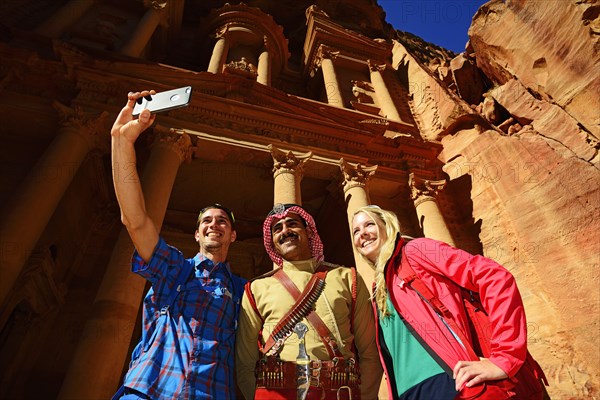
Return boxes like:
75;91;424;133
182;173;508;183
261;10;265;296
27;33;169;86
235;258;382;400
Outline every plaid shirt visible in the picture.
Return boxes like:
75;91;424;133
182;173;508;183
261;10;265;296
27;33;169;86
122;237;245;399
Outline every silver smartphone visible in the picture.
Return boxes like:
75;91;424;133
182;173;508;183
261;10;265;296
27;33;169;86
132;86;192;116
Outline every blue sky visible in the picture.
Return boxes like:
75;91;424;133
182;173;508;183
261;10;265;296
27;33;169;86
378;0;489;53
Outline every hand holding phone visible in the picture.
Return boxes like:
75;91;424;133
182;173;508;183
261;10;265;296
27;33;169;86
132;86;193;116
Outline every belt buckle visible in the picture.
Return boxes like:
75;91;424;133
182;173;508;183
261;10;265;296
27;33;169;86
337;386;352;400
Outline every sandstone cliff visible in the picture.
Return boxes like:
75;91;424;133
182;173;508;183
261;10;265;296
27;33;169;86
396;0;600;398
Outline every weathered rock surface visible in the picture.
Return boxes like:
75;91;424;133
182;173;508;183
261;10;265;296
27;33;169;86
398;1;600;398
391;41;476;142
468;0;600;138
449;53;486;105
440;128;600;399
490;79;598;163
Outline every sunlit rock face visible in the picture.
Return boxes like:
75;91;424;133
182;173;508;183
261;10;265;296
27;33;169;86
410;1;599;398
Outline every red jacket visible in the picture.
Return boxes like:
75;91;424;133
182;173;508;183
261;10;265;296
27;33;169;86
375;237;528;397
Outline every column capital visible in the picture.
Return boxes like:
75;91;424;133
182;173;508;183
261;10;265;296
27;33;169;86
309;45;339;78
408;172;447;206
52;101;110;152
0;244;65;330
268;144;312;178
339;158;378;193
306;5;330;19
367;59;386;73
143;0;168;10
214;23;233;40
151;126;195;164
317;44;340;63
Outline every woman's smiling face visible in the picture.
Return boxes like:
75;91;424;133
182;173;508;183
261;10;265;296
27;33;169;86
352;211;387;264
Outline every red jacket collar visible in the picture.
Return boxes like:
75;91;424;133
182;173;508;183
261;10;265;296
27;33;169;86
384;233;404;283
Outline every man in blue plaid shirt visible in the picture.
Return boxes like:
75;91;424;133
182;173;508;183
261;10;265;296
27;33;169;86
111;90;246;399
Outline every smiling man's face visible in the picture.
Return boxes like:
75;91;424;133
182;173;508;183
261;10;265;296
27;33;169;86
195;208;236;252
270;213;312;262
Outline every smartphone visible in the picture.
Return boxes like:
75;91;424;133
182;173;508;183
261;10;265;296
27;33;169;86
132;86;192;116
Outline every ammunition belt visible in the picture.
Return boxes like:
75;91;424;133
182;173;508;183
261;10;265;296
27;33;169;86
255;356;360;391
263;270;327;356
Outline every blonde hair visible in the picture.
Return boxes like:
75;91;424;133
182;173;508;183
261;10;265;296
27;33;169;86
353;205;401;318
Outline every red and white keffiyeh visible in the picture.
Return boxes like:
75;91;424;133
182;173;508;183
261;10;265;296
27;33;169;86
262;204;324;267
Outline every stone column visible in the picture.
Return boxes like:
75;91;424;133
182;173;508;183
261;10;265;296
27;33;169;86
119;0;167;58
34;0;95;38
58;128;194;400
339;159;378;295
315;45;343;108
0;104;107;309
268;145;312;205
207;25;231;74
257;37;271;86
408;172;455;246
368;60;403;123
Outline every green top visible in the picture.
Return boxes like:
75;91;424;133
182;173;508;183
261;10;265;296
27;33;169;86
379;294;446;395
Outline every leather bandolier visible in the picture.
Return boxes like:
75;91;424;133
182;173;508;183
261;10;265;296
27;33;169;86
245;263;361;400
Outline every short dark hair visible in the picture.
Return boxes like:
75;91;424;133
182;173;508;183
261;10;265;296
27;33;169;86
197;204;236;230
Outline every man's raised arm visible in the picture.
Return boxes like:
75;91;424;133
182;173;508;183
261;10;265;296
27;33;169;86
111;90;158;262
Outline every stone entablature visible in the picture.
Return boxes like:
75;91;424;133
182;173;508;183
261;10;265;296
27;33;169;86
302;6;417;131
303;5;392;75
62;58;439;173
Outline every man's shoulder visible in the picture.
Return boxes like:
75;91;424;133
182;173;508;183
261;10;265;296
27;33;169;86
249;268;279;282
132;236;186;276
320;260;347;269
320;261;355;281
246;269;281;299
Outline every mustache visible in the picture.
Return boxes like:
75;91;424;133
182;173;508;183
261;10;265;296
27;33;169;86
278;232;298;244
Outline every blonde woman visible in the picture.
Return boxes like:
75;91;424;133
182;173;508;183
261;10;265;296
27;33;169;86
351;205;534;400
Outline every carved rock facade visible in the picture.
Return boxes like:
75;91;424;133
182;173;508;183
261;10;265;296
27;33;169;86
0;0;597;398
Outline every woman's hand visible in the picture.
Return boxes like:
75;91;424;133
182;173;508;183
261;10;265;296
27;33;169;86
453;358;508;391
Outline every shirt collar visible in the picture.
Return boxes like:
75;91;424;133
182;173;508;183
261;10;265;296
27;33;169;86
281;258;317;272
193;253;233;278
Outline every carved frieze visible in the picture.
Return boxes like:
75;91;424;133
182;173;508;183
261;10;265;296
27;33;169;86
224;57;258;79
351;80;375;104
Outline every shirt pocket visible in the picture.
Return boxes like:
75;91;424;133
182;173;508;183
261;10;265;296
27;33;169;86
178;279;236;331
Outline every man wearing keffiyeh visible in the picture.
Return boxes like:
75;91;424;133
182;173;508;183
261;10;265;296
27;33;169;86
235;203;382;400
